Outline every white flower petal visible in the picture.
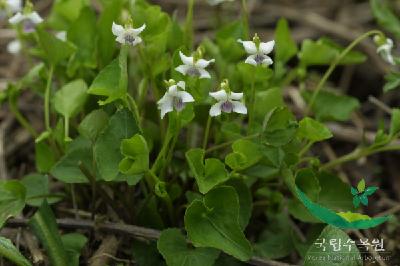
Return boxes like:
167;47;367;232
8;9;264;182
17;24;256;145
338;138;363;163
244;55;257;66
199;69;211;79
177;81;186;90
112;22;124;37
132;24;146;35
9;12;24;24
209;89;228;101
195;58;215;68
238;39;257;54
232;101;247;114
229;92;243;101
8;0;22;13
175;65;190;75
167;85;178;96
7;39;21;54
116;35;125;44
130;36;142;46
56;31;67;41
27;11;43;24
209;102;223;117
157;96;173;119
179;51;194;65
259;40;275;54
177;91;195;103
262;56;273;66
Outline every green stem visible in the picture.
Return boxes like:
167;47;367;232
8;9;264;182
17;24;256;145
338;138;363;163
185;0;195;49
299;141;314;157
44;65;54;131
321;143;400;170
248;79;256;131
306;30;384;115
205;133;259;154
241;0;249;39
126;94;142;132
8;90;38;138
202;116;212;150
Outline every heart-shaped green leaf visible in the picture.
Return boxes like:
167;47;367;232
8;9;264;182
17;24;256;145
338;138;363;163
298;117;332;142
0;180;26;228
186;148;229;194
54;79;88;119
157;228;219;266
184;186;252;261
225;139;262;171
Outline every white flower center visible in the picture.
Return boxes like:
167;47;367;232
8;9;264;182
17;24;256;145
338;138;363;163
221;101;233;113
254;54;266;64
124;34;136;45
186;66;201;76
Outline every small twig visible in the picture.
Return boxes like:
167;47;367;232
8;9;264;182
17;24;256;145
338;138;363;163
368;96;392;115
22;230;44;264
5;218;298;266
89;235;120;266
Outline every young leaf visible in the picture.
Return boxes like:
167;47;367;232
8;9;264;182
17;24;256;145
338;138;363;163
298;117;333;142
54;79;88;119
157;228;220;266
0;237;32;266
61;233;88;266
185;148;229;194
370;0;400;38
36;27;76;66
383;72;400;93
225;140;263;171
274;18;297;64
94;109;140;181
364;186;379;196
29;201;69;266
304;226;362;266
0;180;26;228
119;134;149;176
87;59;124;105
357;179;366;193
184;186;253;261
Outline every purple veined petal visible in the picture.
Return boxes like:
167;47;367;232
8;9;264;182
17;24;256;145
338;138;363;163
259;40;275;54
198;68;211;79
244;55;257;66
209;102;223;117
175;65;191;75
209;89;228;101
177;91;195;103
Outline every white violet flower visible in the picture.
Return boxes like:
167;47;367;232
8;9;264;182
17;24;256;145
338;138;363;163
7;39;21;54
206;0;234;6
8;2;43;33
375;36;395;65
112;21;146;46
175;50;215;79
157;80;195;119
238;34;275;66
0;0;22;17
209;80;247;117
56;31;67;41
